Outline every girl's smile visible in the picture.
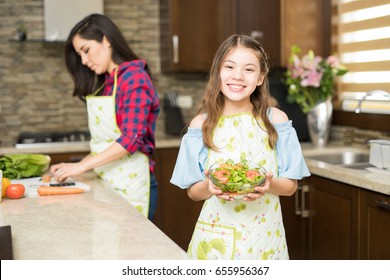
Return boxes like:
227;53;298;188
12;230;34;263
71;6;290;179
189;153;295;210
220;47;264;105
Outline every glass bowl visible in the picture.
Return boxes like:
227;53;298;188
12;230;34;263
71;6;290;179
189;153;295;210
208;160;267;197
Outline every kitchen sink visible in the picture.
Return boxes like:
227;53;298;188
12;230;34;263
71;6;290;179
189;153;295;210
305;151;373;170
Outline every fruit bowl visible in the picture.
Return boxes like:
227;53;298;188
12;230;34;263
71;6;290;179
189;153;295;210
208;159;266;197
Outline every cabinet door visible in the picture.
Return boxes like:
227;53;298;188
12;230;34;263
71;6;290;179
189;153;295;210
152;148;203;250
280;0;331;66
360;189;390;260
280;180;309;259
48;152;89;164
308;176;359;260
160;0;229;73
232;0;281;67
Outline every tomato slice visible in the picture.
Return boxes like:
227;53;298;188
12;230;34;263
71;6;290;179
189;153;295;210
213;170;230;183
228;163;241;170
219;163;231;169
246;170;261;181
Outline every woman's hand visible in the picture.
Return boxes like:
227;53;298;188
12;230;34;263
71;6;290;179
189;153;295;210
50;162;89;182
243;172;273;201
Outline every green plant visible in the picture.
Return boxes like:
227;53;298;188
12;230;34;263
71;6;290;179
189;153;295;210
285;45;347;113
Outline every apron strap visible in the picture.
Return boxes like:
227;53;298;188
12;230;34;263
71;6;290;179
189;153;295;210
88;67;119;97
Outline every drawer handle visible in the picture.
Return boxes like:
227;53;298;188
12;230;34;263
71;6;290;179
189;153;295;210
295;185;302;215
301;184;309;218
376;200;390;211
295;184;309;218
172;35;179;64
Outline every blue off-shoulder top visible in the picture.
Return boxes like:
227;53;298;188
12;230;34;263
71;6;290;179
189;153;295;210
170;120;311;189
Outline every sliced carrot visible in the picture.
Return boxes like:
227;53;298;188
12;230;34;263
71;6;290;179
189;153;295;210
37;186;84;196
41;174;52;183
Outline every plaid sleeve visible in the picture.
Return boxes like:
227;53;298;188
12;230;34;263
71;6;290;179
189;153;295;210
115;70;155;154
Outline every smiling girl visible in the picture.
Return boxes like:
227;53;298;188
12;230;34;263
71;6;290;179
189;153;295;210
170;34;310;259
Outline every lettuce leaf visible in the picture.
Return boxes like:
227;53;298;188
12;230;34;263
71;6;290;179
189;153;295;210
0;154;51;179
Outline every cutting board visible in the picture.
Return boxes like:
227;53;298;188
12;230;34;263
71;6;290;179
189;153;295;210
10;177;91;198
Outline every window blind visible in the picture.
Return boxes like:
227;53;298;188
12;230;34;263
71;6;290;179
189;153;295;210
335;0;390;102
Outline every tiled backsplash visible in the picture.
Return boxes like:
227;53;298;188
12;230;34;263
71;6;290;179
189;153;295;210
2;1;387;149
0;0;206;147
330;126;390;147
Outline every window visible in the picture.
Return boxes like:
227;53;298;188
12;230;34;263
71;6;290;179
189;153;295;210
334;0;390;109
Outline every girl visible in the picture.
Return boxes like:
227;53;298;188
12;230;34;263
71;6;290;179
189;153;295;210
170;34;310;259
50;14;160;221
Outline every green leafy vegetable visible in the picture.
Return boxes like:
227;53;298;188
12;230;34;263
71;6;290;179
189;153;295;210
209;158;266;194
0;154;51;179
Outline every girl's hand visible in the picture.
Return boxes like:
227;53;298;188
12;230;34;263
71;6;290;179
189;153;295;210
50;162;88;182
205;169;235;201
243;171;273;201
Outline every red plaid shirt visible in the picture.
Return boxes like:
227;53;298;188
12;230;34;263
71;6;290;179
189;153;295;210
102;60;160;173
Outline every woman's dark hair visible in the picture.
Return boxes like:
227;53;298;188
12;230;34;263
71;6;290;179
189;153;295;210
64;13;152;101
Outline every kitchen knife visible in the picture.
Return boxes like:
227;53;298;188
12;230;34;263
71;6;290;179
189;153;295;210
49;182;76;187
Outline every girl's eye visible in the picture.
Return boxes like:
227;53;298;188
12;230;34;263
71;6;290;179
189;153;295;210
245;68;255;72
84;48;89;54
224;65;234;70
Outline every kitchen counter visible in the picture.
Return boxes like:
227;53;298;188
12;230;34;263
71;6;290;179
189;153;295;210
1;140;389;196
301;143;390;196
0;137;182;155
0;172;188;260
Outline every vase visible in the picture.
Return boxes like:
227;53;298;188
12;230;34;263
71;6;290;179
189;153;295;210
306;98;333;148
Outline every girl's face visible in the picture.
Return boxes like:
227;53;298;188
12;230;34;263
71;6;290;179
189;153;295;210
72;34;117;74
219;47;264;106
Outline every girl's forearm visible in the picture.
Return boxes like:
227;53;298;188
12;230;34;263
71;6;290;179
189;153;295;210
187;179;213;201
269;177;298;196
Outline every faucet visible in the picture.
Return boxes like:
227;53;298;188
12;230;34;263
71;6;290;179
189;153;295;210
354;90;390;113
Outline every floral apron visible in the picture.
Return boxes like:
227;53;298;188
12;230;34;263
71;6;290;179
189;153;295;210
188;113;289;260
86;69;150;217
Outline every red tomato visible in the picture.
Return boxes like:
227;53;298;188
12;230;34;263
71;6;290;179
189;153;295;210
214;170;230;183
6;184;25;199
246;170;261;181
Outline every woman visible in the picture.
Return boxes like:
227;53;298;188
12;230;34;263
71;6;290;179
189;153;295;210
170;34;310;259
50;14;160;220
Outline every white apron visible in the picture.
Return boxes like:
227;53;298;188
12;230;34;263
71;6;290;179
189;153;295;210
86;69;150;217
188;113;289;260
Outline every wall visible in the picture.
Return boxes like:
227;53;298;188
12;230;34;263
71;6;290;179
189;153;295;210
0;0;206;147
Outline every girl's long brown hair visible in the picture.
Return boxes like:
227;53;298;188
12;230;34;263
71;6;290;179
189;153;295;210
198;34;278;151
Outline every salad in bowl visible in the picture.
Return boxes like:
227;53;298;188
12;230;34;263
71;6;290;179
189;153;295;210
208;159;266;197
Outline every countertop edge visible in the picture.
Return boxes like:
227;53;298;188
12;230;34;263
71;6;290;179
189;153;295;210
0;138;182;155
302;145;390;196
1;141;388;196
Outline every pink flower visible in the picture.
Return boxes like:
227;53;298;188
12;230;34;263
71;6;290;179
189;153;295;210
301;69;323;87
326;55;340;68
285;45;347;113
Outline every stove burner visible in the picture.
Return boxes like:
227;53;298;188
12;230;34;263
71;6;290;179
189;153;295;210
17;131;90;144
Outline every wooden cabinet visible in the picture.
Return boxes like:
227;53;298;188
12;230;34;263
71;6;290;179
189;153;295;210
159;0;281;73
232;0;281;67
160;0;229;73
160;0;331;72
360;189;390;260
308;176;359;260
48;152;89;164
152;147;203;250
281;175;389;260
280;180;309;260
280;0;331;65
